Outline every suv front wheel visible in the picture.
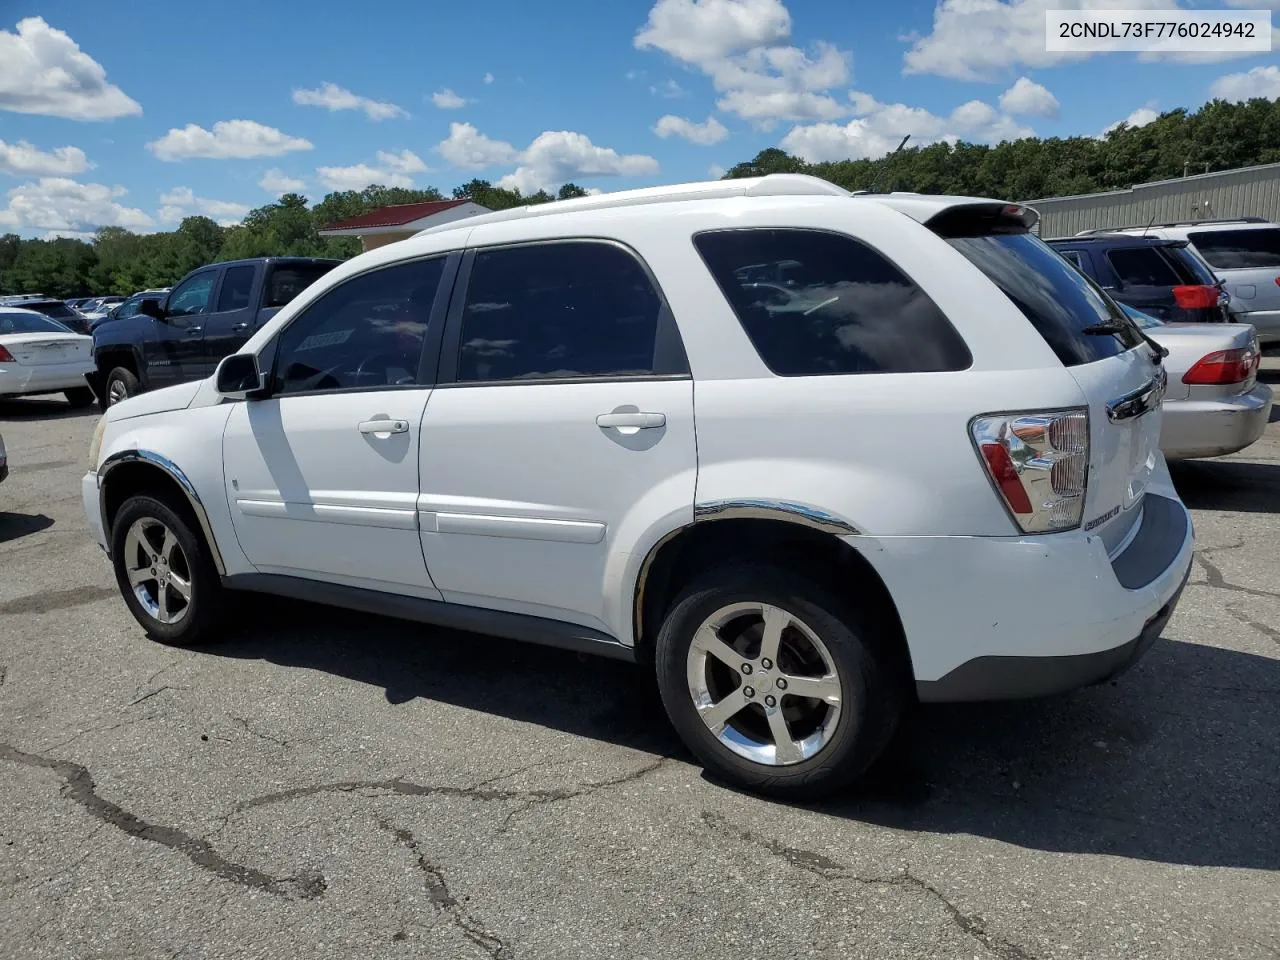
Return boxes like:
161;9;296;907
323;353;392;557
110;494;224;646
655;564;902;798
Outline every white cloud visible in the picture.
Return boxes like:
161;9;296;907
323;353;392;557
315;150;427;191
651;79;687;98
1101;104;1160;136
998;76;1059;118
1222;0;1280;7
708;163;727;178
496;130;660;194
1210;65;1280;102
292;82;408;120
0;178;153;232
653;114;730;145
147;120;313;161
902;0;1179;81
484;72;495;84
0;17;141;120
432;88;468;109
0;139;92;176
780;92;1034;163
259;168;306;193
435;122;519;169
635;1;852;127
635;0;791;63
156;186;250;226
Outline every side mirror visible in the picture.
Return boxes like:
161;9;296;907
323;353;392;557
215;353;265;400
138;298;165;320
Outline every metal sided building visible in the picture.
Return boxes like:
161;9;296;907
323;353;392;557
1025;162;1280;239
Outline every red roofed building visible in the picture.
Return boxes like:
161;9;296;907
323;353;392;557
318;199;490;252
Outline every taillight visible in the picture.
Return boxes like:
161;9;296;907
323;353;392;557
971;409;1089;534
0;345;13;362
1182;344;1260;385
1172;284;1220;310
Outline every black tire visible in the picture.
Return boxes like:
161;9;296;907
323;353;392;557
64;386;95;408
655;563;903;799
104;366;139;408
110;493;224;646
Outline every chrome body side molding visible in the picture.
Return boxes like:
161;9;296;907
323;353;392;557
97;449;227;575
693;499;859;536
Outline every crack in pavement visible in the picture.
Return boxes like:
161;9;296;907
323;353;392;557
379;818;514;959
700;811;1035;960
0;742;325;900
129;685;188;707
1226;605;1280;647
229;715;291;748
1192;543;1280;603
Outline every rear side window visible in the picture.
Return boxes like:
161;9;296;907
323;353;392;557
944;233;1142;366
693;229;971;376
265;263;337;309
1056;249;1084;269
216;265;256;311
1188;228;1280;269
456;241;675;382
1106;247;1181;286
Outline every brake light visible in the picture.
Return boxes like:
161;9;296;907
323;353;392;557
0;345;13;362
1182;345;1260;385
1172;284;1220;309
971;410;1089;533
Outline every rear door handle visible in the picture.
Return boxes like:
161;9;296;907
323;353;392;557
185;326;203;335
231;322;250;332
596;412;666;429
358;419;409;435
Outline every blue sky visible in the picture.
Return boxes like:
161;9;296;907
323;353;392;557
1;0;1278;237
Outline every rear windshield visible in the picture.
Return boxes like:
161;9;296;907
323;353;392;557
0;311;69;335
1188;228;1280;269
1106;246;1181;287
944;233;1143;366
27;301;76;319
265;262;338;309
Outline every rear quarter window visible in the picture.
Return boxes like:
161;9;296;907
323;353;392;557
1188;228;1280;269
693;228;972;376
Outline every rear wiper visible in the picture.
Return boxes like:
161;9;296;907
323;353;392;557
1082;320;1169;361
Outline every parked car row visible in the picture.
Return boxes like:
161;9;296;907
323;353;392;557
84;175;1200;798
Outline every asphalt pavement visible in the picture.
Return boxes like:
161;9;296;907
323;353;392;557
1;362;1278;959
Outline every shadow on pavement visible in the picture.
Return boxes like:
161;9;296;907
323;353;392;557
0;512;55;544
208;596;1280;871
1171;459;1280;514
0;397;97;420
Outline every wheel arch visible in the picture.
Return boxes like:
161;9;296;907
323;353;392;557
631;505;913;684
98;450;225;575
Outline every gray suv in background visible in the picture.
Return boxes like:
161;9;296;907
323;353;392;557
1099;219;1280;345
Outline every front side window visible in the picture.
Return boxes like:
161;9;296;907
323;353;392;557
271;258;444;396
1106;247;1180;286
216;265;256;312
167;273;216;318
1188;228;1280;269
694;228;971;376
456;241;667;382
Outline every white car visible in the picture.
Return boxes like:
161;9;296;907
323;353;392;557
83;175;1193;797
1118;302;1272;459
0;308;96;406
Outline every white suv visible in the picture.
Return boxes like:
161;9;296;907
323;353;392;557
83;175;1193;797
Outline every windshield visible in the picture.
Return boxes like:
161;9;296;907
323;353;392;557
0;311;73;335
944;233;1143;366
1116;301;1164;329
1188;228;1280;269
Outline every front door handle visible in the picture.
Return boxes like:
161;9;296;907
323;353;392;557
358;419;409;435
596;411;666;429
231;322;250;332
185;326;203;335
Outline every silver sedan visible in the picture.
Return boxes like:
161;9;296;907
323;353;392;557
1120;302;1273;459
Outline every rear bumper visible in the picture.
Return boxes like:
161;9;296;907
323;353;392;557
857;484;1194;702
1160;383;1272;460
0;360;95;397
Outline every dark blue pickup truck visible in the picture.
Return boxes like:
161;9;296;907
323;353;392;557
89;257;340;408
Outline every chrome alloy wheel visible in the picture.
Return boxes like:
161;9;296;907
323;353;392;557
107;378;130;405
122;517;193;625
686;602;843;766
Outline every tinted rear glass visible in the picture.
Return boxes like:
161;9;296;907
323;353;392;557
694;228;971;376
266;263;338;308
1188;228;1280;269
0;311;70;334
28;301;75;319
1164;244;1217;284
1106;246;1181;286
945;233;1142;366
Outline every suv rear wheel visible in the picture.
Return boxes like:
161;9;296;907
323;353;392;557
110;494;224;646
655;564;902;798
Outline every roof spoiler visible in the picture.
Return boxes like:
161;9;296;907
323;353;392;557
924;202;1039;238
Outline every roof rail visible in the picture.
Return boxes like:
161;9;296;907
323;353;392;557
413;174;851;237
1075;216;1269;236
